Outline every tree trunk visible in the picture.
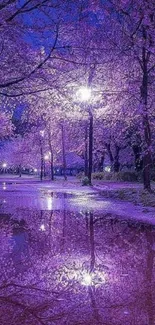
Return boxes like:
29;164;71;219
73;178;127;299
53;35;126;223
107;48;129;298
141;42;152;191
61;123;67;181
18;164;22;177
84;123;88;177
89;212;95;272
142;105;152;190
113;144;120;173
98;154;105;172
113;160;120;173
145;228;154;325
47;128;54;181
132;144;143;172
40;145;44;181
43;161;46;178
105;143;114;171
50;150;54;181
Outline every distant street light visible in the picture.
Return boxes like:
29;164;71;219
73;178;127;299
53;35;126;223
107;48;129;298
78;86;93;185
40;224;46;231
44;154;49;161
104;166;111;172
40;130;45;137
2;163;7;174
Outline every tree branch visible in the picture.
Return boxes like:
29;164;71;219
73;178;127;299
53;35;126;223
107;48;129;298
0;26;59;89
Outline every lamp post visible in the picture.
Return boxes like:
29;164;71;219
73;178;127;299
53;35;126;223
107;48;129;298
78;87;93;185
40;130;45;181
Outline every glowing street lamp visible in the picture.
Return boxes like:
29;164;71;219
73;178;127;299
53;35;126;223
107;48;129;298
77;86;91;102
40;224;46;231
44;154;49;161
40;130;45;137
2;163;7;174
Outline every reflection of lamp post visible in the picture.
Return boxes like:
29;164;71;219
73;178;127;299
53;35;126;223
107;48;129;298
78;87;93;185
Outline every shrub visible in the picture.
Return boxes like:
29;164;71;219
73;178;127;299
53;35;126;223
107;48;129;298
120;171;138;182
92;172;104;180
76;172;84;179
151;169;155;181
82;176;90;186
92;171;139;182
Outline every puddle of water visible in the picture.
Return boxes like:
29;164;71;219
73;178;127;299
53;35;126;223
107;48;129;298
0;187;155;325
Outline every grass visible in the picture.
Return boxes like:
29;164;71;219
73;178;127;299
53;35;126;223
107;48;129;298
95;187;155;207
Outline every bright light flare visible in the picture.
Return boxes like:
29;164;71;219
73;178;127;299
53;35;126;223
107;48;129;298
105;166;111;172
40;130;45;137
77;86;91;102
80;270;106;287
81;272;92;286
3;182;6;190
57;266;107;289
78;270;106;287
44;154;49;161
2;163;7;168
40;224;46;231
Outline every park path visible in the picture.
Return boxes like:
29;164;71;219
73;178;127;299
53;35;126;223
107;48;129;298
0;176;155;225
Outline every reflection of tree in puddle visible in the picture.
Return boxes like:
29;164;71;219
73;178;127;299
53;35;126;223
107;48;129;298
145;227;155;325
0;193;155;324
59;212;107;286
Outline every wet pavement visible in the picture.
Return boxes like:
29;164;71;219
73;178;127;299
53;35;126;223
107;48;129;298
0;181;155;325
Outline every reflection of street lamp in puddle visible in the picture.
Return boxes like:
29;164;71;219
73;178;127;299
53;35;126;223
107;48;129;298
77;86;91;102
79;270;106;287
81;272;92;286
3;182;6;190
45;192;53;210
74;212;107;287
57;212;107;289
59;266;106;288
